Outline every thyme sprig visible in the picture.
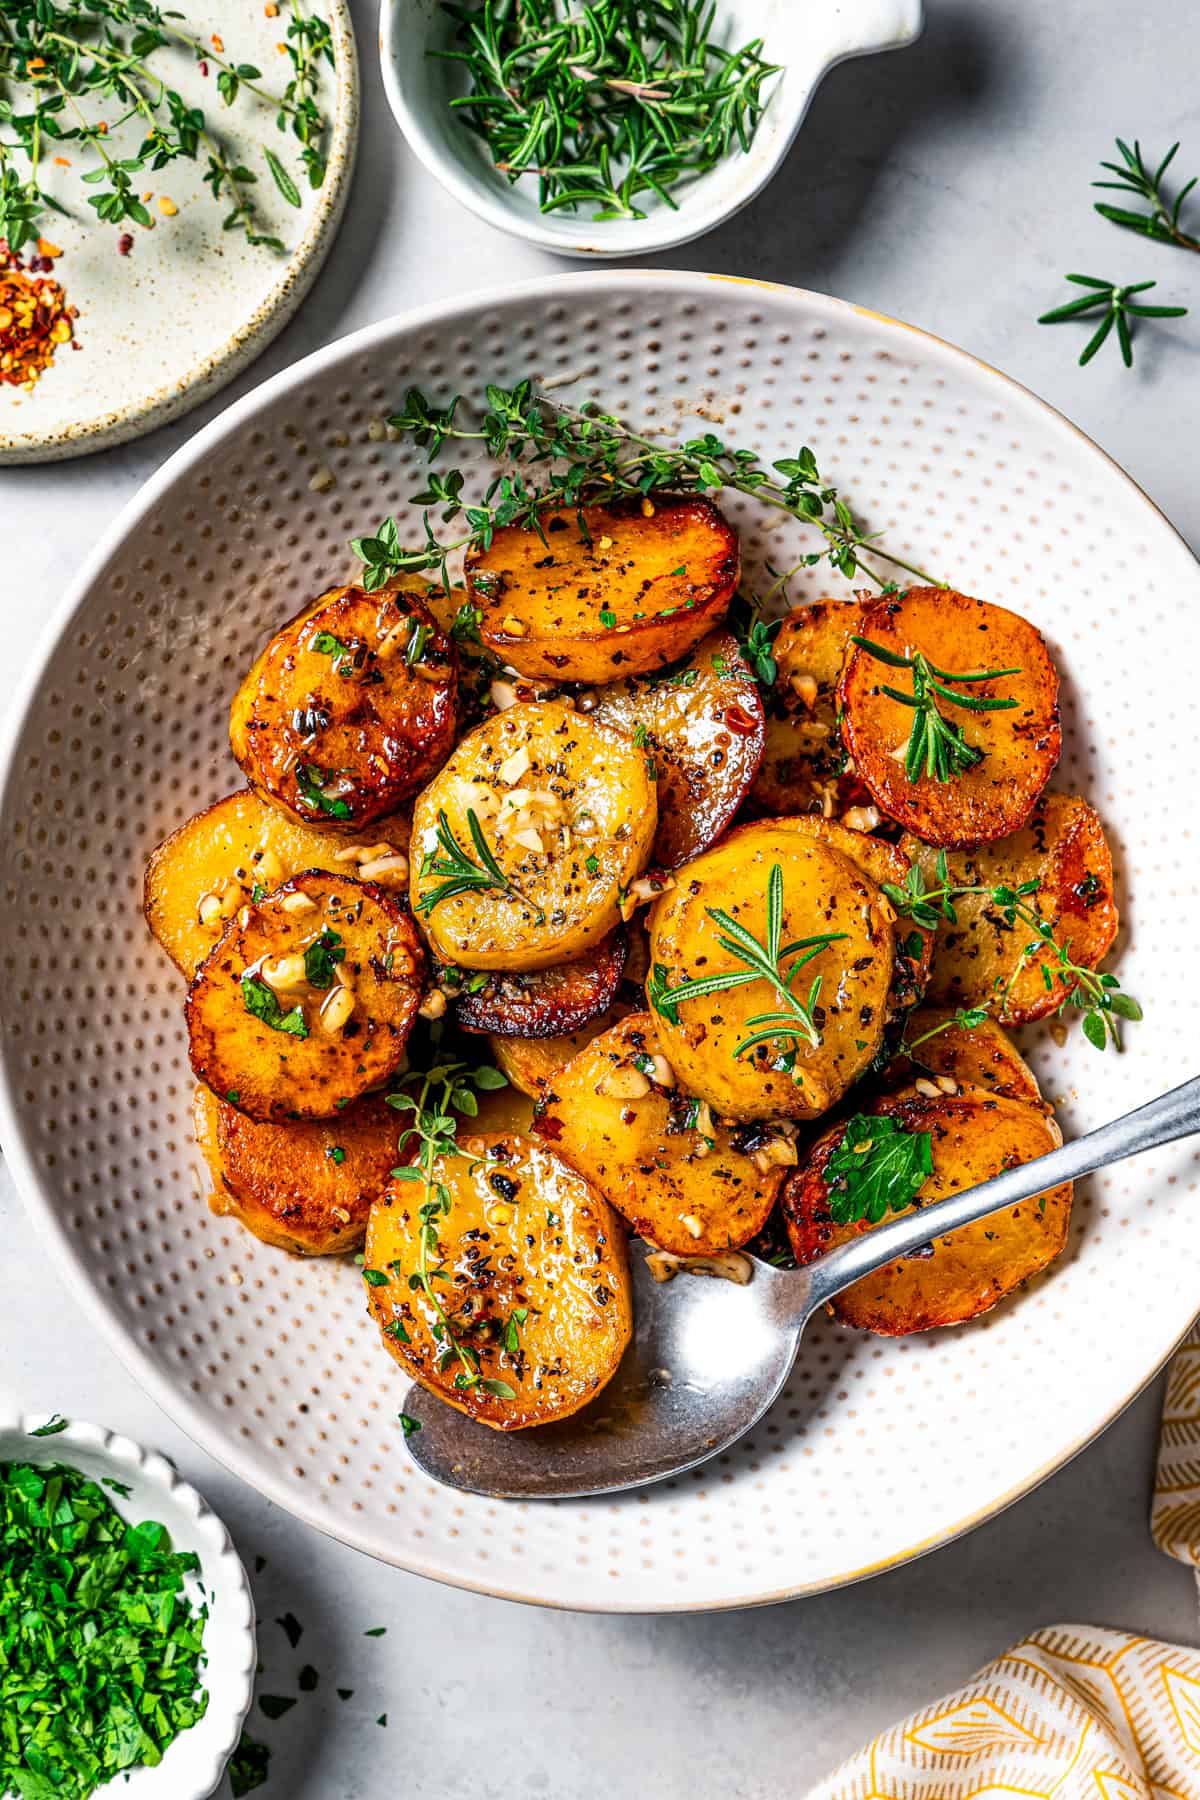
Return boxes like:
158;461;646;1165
0;0;332;254
850;635;1021;784
1093;137;1200;251
417;806;545;924
1038;274;1187;368
438;0;779;221
883;853;1142;1051
384;1061;513;1395
350;379;934;597
648;861;847;1075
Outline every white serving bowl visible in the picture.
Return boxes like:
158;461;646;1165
0;1415;256;1800
379;0;923;256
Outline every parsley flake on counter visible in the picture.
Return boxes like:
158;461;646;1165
229;1729;272;1797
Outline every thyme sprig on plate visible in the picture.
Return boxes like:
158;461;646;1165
1093;137;1200;251
883;853;1142;1051
438;0;779;221
1038;275;1187;367
850;634;1021;783
383;1060;514;1397
417;806;544;924
0;0;333;254
825;1113;934;1226
649;861;847;1074
349;379;935;596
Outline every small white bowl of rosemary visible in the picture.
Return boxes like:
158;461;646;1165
379;0;922;257
0;1414;256;1800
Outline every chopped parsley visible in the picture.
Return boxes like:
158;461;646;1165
585;854;600;877
398;1412;422;1438
276;1612;303;1649
825;1114;934;1225
326;1145;347;1165
598;607;617;629
241;975;307;1038
295;762;352;820
229;1731;271;1796
259;1694;296;1721
303;927;345;990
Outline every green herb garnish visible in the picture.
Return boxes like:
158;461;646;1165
850;635;1020;784
302;927;345;989
29;1413;69;1437
326;1144;346;1164
418;808;543;922
1038;274;1187;367
295;762;353;819
1092;137;1200;250
229;1730;271;1796
825;1114;934;1225
241;974;307;1037
398;1412;421;1437
0;1459;209;1799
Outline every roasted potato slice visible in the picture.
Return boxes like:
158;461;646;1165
489;1002;634;1097
468;1082;537;1136
452;933;627;1037
586;629;765;868
772;815;934;1016
838;587;1061;845
647;822;895;1122
533;1014;782;1255
750;597;868;818
410;701;657;971
364;1133;632;1430
465;495;739;683
144;789;411;979
186;871;424;1123
881;1008;1043;1106
903;793;1119;1024
193;1083;400;1255
782;1090;1071;1334
229;582;458;831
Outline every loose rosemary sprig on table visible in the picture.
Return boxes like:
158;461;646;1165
648;861;848;1075
379;1061;514;1398
1093;137;1200;251
0;0;332;253
882;853;1142;1051
417;807;545;923
438;0;780;221
350;379;934;597
850;635;1021;783
1038;274;1188;368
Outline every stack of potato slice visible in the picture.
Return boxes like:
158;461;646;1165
145;495;1122;1432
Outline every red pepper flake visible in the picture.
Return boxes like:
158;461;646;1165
723;702;759;737
199;59;209;75
117;233;134;257
0;246;77;389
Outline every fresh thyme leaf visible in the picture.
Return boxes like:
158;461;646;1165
1093;138;1200;251
242;974;308;1038
479;1378;518;1399
1038;274;1187;368
851;636;1020;784
302;927;345;990
264;146;302;208
354;379;933;596
0;1459;209;1798
295;762;353;819
825;1114;934;1225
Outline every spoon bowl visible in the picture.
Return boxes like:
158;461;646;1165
405;1073;1200;1498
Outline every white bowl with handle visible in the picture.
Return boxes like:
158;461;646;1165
379;0;923;256
0;1414;256;1800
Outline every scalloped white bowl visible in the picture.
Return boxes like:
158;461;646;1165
379;0;923;256
0;1415;255;1799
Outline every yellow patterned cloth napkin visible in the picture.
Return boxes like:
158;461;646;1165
809;1321;1200;1800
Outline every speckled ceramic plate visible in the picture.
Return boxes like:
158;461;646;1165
0;1;357;464
1;271;1198;1611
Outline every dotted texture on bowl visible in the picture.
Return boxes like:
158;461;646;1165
2;273;1199;1611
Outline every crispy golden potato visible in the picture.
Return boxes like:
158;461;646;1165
186;871;424;1123
647;822;895;1122
364;1133;632;1430
750;598;868;817
838;587;1061;846
453;934;627;1037
144;789;411;980
903;793;1119;1024
587;629;765;868
533;1014;782;1255
229;582;458;831
782;1090;1071;1334
193;1083;399;1255
465;495;739;683
771;815;934;1017
489;1002;634;1097
881;1008;1043;1106
468;1082;537;1136
410;701;657;971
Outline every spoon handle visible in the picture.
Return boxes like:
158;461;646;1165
795;1072;1200;1316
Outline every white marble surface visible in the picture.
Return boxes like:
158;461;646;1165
2;1;1200;1793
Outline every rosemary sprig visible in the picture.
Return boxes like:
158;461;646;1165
883;853;1142;1051
438;0;780;221
648;862;847;1077
349;378;934;598
418;807;544;924
384;1061;513;1395
850;635;1020;783
1093;138;1200;251
1038;274;1187;367
0;0;332;254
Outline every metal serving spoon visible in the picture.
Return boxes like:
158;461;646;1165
401;1073;1200;1500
